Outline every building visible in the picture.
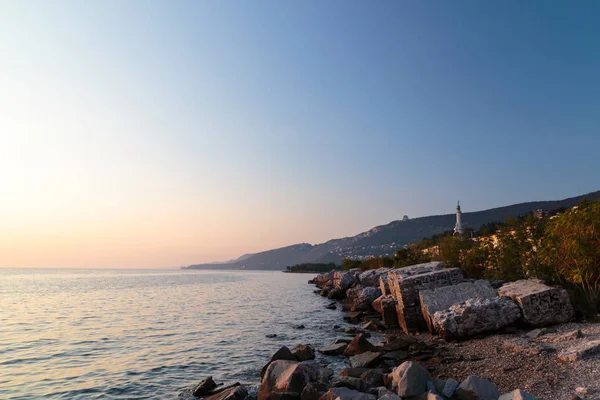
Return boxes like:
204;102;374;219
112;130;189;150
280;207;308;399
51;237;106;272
454;201;464;235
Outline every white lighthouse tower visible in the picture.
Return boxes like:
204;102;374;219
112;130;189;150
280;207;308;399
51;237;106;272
454;201;464;235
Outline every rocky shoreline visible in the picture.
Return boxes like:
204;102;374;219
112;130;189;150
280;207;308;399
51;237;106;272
182;263;600;400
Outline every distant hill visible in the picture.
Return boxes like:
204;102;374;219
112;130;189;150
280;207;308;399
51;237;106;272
184;190;600;271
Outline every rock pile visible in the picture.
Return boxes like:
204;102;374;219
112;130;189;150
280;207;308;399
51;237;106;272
252;345;536;400
311;263;575;339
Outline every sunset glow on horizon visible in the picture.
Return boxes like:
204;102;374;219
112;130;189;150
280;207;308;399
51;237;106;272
2;1;599;268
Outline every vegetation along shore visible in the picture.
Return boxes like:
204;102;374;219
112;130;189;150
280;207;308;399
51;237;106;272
182;199;600;400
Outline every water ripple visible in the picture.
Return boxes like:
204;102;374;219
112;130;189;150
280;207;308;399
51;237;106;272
0;269;352;399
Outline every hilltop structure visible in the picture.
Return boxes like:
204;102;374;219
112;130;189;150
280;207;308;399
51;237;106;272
453;201;464;235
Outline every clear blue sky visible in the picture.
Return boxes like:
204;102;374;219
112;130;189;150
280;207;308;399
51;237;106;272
1;1;599;267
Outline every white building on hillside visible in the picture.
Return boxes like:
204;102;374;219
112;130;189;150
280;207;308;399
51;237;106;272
454;201;464;235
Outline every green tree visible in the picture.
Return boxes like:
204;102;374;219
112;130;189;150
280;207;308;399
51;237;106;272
540;200;600;316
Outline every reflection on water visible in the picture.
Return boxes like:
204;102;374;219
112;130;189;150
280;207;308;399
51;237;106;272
0;269;350;399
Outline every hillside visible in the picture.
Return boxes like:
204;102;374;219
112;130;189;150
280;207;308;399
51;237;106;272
184;190;600;270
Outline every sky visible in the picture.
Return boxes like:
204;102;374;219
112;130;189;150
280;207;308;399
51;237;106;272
1;1;599;268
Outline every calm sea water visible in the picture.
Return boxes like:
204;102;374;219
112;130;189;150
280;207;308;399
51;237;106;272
0;269;352;399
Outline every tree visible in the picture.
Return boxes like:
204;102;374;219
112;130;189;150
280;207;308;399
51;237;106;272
540;200;600;316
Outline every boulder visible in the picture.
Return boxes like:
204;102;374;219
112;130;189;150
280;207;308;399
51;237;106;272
320;343;348;356
498;279;575;326
498;389;536;400
334;271;357;291
379;276;390;297
559;340;600;362
328;288;346;300
193;376;218;397
362;321;381;331
419;280;497;333
377;387;395;398
380;335;415;351
358;269;390;288
343;312;364;324
353;287;382;311
442;378;459;398
389;361;430;398
344;334;376;356
292;344;316;361
347;286;363;301
204;385;248;400
261;346;298;378
259;360;311;400
372;296;384;313
388;264;463;332
360;370;384;389
320;287;333;297
331;376;362;391
349;351;381;368
319;387;375;400
326;303;337;310
379;296;399;327
339;368;381;378
301;383;330;400
313;271;335;289
432;297;522;340
455;376;500;400
381;350;408;362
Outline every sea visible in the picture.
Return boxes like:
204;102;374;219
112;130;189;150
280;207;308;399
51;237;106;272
0;269;356;399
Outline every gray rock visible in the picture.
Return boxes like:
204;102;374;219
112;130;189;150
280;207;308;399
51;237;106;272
379;296;399;327
344;334;376;356
432;379;446;395
377;387;394;398
432;297;522;340
455;376;500;400
204;385;248;400
389;361;430;398
388;264;463;332
442;379;459;398
353;287;383;311
301;383;330;400
259;360;310;400
320;343;348;356
261;347;298;378
360;370;384;389
319;368;334;384
339;368;381;378
193;376;218;397
419;280;497;333
426;380;436;393
333;271;356;291
358;269;390;288
319;387;374;400
377;395;400;400
328;288;346;300
292;344;316;361
343;312;364;324
331;376;362;391
349;351;381;368
381;350;408;361
498;279;575;326
499;389;536;400
559;340;600;362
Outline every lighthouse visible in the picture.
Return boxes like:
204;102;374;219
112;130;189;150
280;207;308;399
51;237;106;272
454;201;464;235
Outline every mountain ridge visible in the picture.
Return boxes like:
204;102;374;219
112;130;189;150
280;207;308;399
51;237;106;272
184;190;600;270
